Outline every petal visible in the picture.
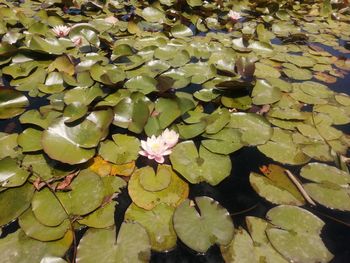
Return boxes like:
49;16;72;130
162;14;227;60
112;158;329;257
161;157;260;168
162;149;172;156
139;150;148;157
154;156;165;163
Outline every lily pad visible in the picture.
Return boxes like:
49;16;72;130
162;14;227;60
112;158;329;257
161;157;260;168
0;183;34;226
0;89;29;119
250;164;305;206
17;128;43;152
170;141;232;185
32;188;68;227
78;201;117;228
128;164;189;210
0;229;73;263
98;134;140;165
56;169;104;216
125;203;176;252
266;205;333;263
42;117;105;164
19;209;70;241
76;223;150;263
173;196;234;253
138;165;172;192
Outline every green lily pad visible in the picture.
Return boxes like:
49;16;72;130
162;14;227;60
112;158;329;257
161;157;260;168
173;196;234;253
228;113;272;145
78;201;117;228
0;132;20;160
57;169;104;216
138;165;172;192
141;7;165;23
171;24;193;38
0;183;34;226
220;227;257;263
128;164;189;210
249;164;305;206
300;163;350;211
258;128;311;165
202;128;243;155
42;117;105;164
0;89;29;119
98;134;140;165
17;128;43;152
19;109;61;129
32;188;68;227
19;209;70;241
64;85;104;106
245;216;289;262
0;229;73;263
76;223;150;263
170;141;232;185
22;154;72;181
0;157;30;188
125;76;157;94
125;203;176;252
252;79;282;105
266;205;333;263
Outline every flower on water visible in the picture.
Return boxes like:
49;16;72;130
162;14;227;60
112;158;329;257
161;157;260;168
228;10;241;21
52;25;71;37
71;36;83;47
139;129;179;164
161;128;179;148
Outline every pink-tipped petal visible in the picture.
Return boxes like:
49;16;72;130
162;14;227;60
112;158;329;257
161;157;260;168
155;156;165;163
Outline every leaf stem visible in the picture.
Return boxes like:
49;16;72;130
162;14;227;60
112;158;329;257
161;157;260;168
284;169;316;206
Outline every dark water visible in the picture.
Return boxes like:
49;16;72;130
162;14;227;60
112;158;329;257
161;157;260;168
1;47;350;263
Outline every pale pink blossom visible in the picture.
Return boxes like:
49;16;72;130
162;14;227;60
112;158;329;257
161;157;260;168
139;129;179;163
161;128;179;148
52;25;71;37
139;135;172;163
228;10;241;21
71;36;83;47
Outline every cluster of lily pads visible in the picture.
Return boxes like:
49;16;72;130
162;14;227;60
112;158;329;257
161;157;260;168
1;0;350;262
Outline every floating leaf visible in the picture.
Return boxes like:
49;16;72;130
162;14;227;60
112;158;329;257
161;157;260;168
57;169;104;216
173;196;234;253
76;223;150;263
266;205;333;263
0;89;29;119
78;201;117;228
0;157;30;188
250;164;305;206
0;183;34;226
125;203;176;252
128;165;189;210
170;141;232;185
19;209;70;241
0;229;72;263
17;128;43;152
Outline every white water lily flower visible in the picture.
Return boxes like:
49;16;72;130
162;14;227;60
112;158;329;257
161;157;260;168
52;25;71;37
139;135;172;164
228;10;241;21
161;128;179;148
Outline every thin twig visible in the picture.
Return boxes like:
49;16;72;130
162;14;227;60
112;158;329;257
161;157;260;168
230;203;259;216
284;169;316;206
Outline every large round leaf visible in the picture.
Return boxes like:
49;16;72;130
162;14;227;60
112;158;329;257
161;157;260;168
32;188;68;227
173;196;234;253
125;203;176;252
78;201;116;228
98;134;140;165
0;157;30;188
57;169;104;216
128;165;189;210
17;128;43;152
170;141;232;185
0;183;34;226
76;223;150;263
258;128;311;165
42;117;104;164
0;89;29;119
249;164;305;206
19;209;70;241
0;229;72;263
266;205;333;263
